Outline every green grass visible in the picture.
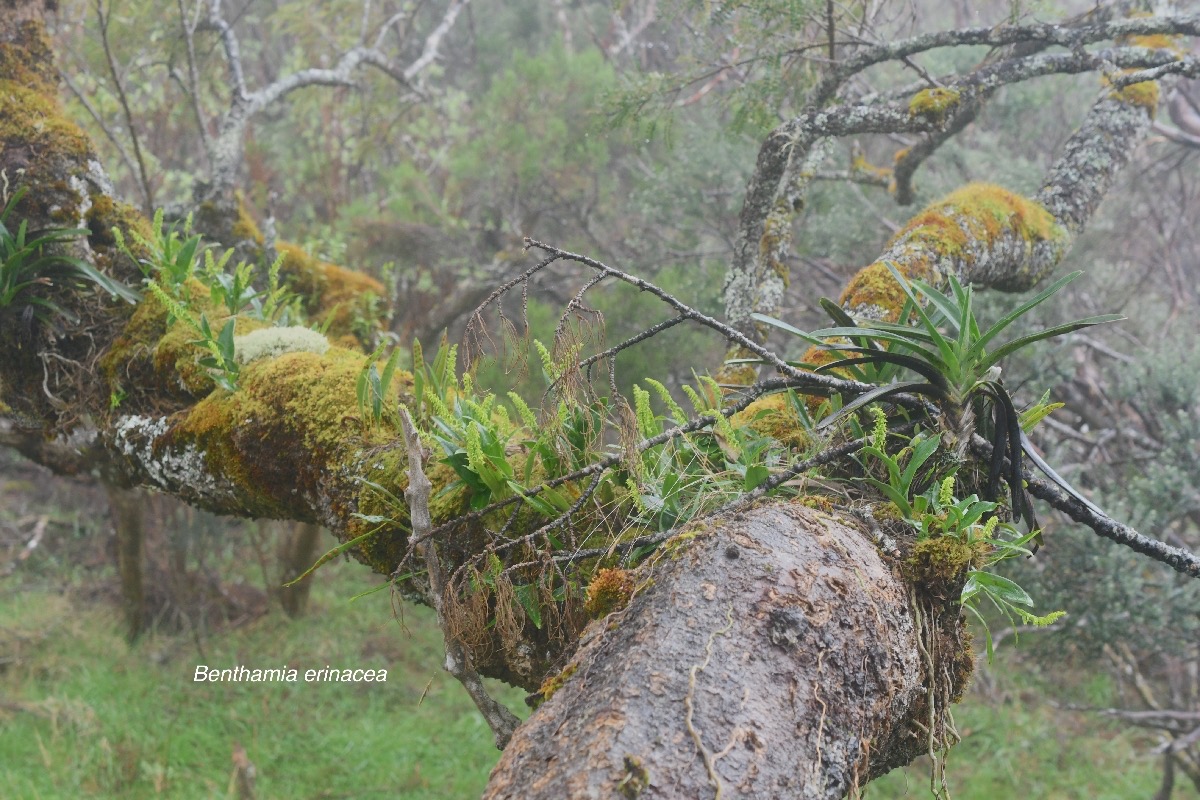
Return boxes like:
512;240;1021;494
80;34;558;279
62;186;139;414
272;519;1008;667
868;656;1189;799
0;562;524;799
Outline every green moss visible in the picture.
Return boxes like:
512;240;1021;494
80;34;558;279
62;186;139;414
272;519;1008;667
231;194;264;244
100;280;269;405
903;536;990;593
0;76;90;150
714;360;758;388
659;526;704;561
851;152;893;183
276;242;386;345
730;393;810;449
0;20;59;91
618;756;650;799
837;259;932;323
535;662;578;704
1121;33;1187;56
0;20;95;225
872;502;904;523
758;201;793;286
795;494;837;513
1108;77;1159;113
908;87;961;122
159;348;413;531
0;18;87;235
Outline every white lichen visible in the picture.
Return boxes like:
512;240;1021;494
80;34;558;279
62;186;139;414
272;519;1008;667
234;326;329;365
112;414;233;503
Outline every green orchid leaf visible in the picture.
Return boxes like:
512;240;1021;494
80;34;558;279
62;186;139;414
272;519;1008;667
984;315;1124;367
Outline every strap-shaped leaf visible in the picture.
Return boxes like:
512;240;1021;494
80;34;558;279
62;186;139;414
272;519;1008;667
1020;430;1105;517
816;380;943;430
817;347;950;392
750;312;824;345
817;298;885;351
883;262;960;377
984;315;1124;367
967;270;1082;361
809;324;938;348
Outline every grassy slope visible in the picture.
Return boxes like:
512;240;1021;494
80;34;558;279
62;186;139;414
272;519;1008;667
0;564;525;799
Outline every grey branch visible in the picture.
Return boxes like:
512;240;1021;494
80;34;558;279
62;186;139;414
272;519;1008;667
812;13;1200;105
200;0;469;200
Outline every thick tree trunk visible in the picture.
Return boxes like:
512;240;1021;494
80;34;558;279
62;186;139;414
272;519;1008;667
277;522;322;618
487;503;965;798
106;484;146;642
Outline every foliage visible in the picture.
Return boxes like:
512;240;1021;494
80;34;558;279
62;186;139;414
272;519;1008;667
115;209;314;392
113;209;201;292
756;265;1120;529
356;341;405;430
145;282;239;393
1009;337;1200;660
859;409;1062;661
628;375;786;531
0;187;138;326
605;0;832;139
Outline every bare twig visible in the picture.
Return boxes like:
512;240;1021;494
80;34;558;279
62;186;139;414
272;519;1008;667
174;0;214;170
399;408;520;749
94;0;154;214
58;71;143;192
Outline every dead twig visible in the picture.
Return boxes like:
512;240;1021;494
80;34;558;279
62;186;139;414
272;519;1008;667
399;407;520;749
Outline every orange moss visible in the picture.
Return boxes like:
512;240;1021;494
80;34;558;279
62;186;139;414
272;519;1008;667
584;568;635;618
838;260;932;322
837;183;1063;320
276;242;386;345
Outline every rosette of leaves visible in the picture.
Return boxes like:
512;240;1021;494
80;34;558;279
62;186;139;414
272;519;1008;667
755;263;1119;534
1;187;138;328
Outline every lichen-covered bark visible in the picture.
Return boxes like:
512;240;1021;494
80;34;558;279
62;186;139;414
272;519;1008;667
488;504;963;799
720;10;1197;367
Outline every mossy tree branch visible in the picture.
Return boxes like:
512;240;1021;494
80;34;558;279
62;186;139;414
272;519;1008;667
719;11;1200;361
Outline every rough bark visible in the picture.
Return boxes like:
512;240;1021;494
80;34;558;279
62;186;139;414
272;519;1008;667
486;503;963;799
